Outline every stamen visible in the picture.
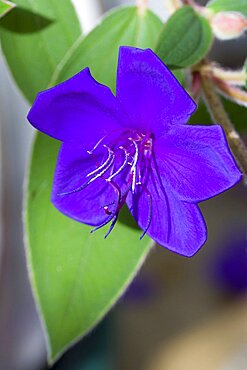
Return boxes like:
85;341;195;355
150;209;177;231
129;139;139;193
107;147;129;181
87;134;108;155
136;151;143;186
136;167;142;185
60;129;156;241
101;201;115;215
108;179;122;203
129;139;139;171
91;182;120;234
104;214;118;238
90;214;115;234
58;152;115;196
83;152;115;185
91;181;122;234
132;169;137;193
86;146;113;178
103;206;112;216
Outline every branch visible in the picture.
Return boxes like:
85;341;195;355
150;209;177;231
200;64;247;86
213;77;247;108
212;66;247;86
200;74;247;182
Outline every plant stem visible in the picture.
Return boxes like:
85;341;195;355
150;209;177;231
213;77;247;108
201;74;247;181
211;66;247;86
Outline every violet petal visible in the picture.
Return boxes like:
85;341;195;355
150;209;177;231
126;167;207;257
28;68;128;145
116;47;196;135
155;124;242;203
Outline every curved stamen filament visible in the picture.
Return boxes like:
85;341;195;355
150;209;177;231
90;214;116;234
59;129;156;242
104;214;119;239
136;167;142;185
129;139;139;193
58;151;115;196
87;134;107;155
83;153;115;185
107;147;129;181
86;146;113;178
91;179;122;235
129;139;139;171
102;180;132;238
132;169;137;193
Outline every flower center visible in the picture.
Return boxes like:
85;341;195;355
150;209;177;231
88;130;153;194
59;129;154;238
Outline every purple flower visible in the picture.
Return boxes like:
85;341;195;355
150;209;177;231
28;47;241;257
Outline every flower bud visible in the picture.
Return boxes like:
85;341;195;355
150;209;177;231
211;11;247;40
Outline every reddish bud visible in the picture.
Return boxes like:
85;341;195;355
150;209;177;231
211;11;247;40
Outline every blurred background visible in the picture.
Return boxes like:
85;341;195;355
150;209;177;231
0;1;247;369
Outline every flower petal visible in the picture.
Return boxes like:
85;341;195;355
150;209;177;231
155;124;242;203
116;47;196;135
52;143;120;227
28;68;128;145
126;169;207;257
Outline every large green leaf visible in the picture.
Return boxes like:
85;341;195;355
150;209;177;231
155;6;213;69
25;6;161;363
207;0;247;17
0;0;15;18
52;6;163;89
26;134;152;363
0;0;81;102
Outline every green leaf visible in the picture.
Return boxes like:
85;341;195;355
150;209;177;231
207;0;247;17
26;134;152;363
0;0;81;102
155;6;213;69
25;6;161;363
0;0;15;18
52;6;163;89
